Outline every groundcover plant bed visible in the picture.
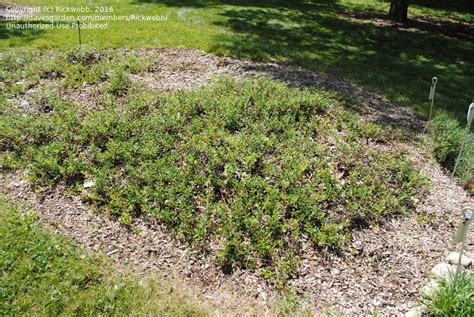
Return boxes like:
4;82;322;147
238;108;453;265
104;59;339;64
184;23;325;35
0;49;426;281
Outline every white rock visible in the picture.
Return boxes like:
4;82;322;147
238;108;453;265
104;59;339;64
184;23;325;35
421;279;439;297
464;252;474;261
405;306;423;317
351;240;363;250
446;252;473;267
431;263;456;280
83;180;95;188
19;99;29;109
331;268;340;275
256;284;267;301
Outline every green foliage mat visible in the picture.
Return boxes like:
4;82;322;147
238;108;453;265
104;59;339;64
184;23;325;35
0;49;427;280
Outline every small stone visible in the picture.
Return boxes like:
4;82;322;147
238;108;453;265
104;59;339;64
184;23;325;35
352;240;363;250
421;279;439;297
431;263;456;280
446;252;472;267
257;284;267;301
372;298;381;307
83;180;95;188
405;306;423;317
19;99;29;109
106;249;119;256
412;197;420;204
464;252;474;261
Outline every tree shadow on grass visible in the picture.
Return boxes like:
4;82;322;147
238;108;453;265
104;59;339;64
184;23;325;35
0;3;49;45
131;0;214;8
132;0;332;10
233;59;425;133
411;0;474;15
339;10;474;41
209;6;474;122
0;21;47;45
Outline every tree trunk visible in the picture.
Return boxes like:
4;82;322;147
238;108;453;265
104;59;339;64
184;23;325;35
389;0;408;21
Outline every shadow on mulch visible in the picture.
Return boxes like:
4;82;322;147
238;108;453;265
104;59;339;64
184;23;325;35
236;61;425;135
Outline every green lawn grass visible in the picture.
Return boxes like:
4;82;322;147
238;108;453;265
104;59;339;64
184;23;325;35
341;0;474;21
0;197;209;316
1;0;225;49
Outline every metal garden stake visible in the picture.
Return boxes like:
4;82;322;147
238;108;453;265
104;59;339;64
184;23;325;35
452;103;473;177
77;20;82;45
427;77;438;124
453;206;473;281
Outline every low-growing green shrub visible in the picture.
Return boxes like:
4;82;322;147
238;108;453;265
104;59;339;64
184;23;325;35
0;47;152;95
0;77;427;280
429;112;473;194
105;68;131;96
423;273;474;316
